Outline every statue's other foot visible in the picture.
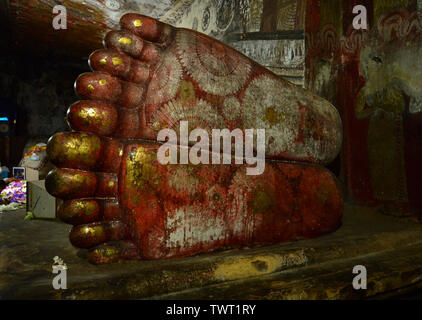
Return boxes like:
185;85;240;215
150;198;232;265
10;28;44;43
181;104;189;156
46;133;342;263
73;13;342;164
46;14;343;264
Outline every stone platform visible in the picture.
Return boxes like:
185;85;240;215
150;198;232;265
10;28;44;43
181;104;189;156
1;204;422;299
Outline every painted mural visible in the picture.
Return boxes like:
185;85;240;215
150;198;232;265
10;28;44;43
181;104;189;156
306;0;422;218
230;38;305;86
9;0;306;84
228;0;307;86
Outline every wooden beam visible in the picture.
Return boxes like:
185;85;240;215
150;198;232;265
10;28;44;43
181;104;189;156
226;30;304;42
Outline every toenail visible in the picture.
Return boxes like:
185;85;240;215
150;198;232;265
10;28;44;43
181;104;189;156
112;57;123;65
119;37;132;45
133;19;143;27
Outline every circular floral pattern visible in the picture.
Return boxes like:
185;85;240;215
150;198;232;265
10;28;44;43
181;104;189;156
222;96;242;121
295;94;342;163
216;0;235;31
202;7;211;31
151;98;226;135
175;30;252;96
242;75;301;157
145;51;183;106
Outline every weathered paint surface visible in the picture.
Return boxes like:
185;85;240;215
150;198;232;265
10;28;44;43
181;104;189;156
46;13;343;263
120;143;342;260
229;0;306;86
213;252;308;281
229;39;305;86
47;136;343;261
72;15;342;163
305;0;422;218
261;0;306;32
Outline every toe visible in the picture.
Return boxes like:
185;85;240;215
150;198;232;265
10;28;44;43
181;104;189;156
67;100;118;137
67;101;142;140
58;199;99;225
47;132;103;170
75;72;145;109
87;241;139;264
105;30;162;64
104;30;144;58
75;72;121;102
45;168;118;200
89;49;150;84
48;131;124;172
69;221;128;249
57;199;122;225
46;168;97;199
120;13;173;44
58;199;121;225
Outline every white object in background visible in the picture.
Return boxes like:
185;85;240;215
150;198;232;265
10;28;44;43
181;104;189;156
27;180;59;219
25;167;39;181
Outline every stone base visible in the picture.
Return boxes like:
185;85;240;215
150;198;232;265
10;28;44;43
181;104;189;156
1;204;422;299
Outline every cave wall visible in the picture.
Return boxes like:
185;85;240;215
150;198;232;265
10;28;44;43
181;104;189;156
0;51;86;167
305;0;422;217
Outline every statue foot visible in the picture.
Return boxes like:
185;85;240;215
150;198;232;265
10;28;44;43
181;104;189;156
46;14;343;264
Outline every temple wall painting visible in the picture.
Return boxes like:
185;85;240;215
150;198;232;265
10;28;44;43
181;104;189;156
130;0;308;85
227;0;306;86
305;0;422;218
